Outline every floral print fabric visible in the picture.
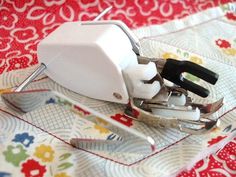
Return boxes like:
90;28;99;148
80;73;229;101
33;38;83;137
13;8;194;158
1;1;236;177
1;131;73;177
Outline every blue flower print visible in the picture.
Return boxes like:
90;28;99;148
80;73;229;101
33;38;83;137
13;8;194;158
0;172;11;177
12;132;34;148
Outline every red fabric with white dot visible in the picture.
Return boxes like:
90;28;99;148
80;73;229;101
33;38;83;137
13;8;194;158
178;136;236;176
1;0;236;176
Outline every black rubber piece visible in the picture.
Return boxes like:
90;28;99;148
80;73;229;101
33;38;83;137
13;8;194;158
160;59;219;98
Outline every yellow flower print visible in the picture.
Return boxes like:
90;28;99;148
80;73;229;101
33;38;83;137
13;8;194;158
189;56;203;64
94;124;110;134
162;52;179;60
54;172;71;177
34;144;54;162
222;48;236;56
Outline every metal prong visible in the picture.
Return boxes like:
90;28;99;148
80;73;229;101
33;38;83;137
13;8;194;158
70;138;123;149
187;97;224;117
15;63;46;92
179;118;220;135
93;6;112;21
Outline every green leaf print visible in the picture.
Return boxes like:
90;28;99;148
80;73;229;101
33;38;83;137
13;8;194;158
59;153;71;161
58;162;73;170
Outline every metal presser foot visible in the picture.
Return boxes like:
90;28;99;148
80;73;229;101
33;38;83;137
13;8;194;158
121;56;223;134
124;86;223;134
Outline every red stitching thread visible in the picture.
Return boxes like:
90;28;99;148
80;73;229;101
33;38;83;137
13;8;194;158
1;106;235;166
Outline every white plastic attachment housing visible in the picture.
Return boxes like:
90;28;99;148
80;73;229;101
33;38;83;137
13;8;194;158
152;106;200;121
123;62;161;99
168;94;186;106
37;21;138;104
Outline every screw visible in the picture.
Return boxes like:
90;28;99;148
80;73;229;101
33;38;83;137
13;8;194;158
113;92;122;100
